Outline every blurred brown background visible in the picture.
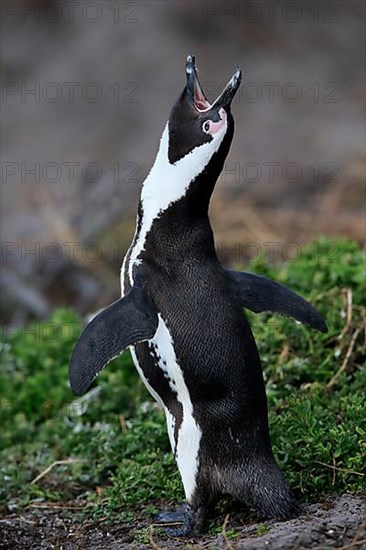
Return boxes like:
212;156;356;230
1;0;365;324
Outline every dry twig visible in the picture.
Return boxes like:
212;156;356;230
337;539;366;550
327;327;361;389
314;460;365;477
277;344;290;366
338;288;353;341
27;503;84;510
222;514;234;550
30;459;84;485
332;456;337;486
148;525;164;550
118;414;128;432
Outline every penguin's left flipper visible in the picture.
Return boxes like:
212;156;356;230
69;286;158;396
226;269;327;332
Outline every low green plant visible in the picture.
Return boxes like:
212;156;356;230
255;523;270;537
0;239;364;531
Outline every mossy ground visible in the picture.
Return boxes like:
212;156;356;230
0;239;365;541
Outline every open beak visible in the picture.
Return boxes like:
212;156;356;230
185;55;242;112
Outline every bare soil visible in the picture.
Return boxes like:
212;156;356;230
0;494;365;550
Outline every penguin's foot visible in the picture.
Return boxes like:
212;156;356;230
154;503;190;524
154;503;206;537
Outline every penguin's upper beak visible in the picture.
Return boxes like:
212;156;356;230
185;55;242;112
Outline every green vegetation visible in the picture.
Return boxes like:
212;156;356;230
1;239;365;533
255;523;270;537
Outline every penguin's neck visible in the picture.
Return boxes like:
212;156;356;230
140;123;216;219
134;123;224;261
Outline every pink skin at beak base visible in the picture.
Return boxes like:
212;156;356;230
207;108;227;135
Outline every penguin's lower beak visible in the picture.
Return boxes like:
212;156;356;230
185;55;242;112
214;68;242;110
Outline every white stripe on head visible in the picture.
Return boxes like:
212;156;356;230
127;118;227;281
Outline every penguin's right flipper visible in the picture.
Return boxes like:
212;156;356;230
69;286;158;396
226;269;327;332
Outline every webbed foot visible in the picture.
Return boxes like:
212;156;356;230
154;503;190;524
154;503;206;537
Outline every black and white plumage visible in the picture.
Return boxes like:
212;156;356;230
69;56;326;536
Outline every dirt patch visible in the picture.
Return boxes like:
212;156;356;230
0;494;365;550
232;494;366;550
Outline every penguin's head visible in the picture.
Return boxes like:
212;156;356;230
167;55;242;167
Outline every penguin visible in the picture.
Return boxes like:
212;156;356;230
69;56;327;536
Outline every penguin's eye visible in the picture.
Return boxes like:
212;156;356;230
202;120;211;133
